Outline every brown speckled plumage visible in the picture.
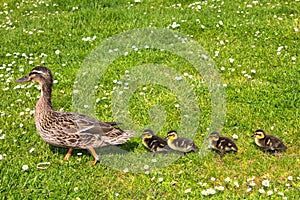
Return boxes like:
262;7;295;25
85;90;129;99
17;66;135;165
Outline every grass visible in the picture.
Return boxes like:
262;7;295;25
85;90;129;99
0;0;299;199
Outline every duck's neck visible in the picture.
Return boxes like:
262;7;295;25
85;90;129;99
36;81;53;112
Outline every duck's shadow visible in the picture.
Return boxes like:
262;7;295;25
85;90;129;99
49;141;140;158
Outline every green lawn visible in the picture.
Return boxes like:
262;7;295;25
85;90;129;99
0;0;299;199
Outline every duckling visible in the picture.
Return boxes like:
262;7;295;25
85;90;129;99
166;130;198;153
140;129;170;153
252;129;287;154
207;132;238;157
16;66;135;165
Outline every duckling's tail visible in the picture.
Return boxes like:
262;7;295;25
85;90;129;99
279;143;287;151
192;144;199;152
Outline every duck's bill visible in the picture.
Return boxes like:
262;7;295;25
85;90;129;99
16;76;30;82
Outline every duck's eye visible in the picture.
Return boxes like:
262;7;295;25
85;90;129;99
29;71;40;76
30;70;46;76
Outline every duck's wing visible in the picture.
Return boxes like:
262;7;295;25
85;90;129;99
51;111;135;146
49;111;129;136
52;112;116;135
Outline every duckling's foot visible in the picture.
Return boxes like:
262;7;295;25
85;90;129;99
63;148;73;160
213;153;223;163
220;152;225;158
213;153;220;158
273;151;284;157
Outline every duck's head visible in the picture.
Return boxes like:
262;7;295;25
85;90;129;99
16;66;53;86
166;130;178;141
207;131;220;141
140;129;154;139
252;129;266;139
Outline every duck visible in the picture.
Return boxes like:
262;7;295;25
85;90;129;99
207;131;238;156
140;129;170;153
16;66;135;165
165;130;198;153
252;129;287;154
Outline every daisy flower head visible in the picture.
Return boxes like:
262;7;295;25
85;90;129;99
262;179;270;187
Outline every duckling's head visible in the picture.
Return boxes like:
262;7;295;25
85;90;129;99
140;129;154;139
16;66;53;86
207;131;220;141
166;130;178;141
252;129;266;139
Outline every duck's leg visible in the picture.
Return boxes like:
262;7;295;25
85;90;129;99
87;146;99;166
63;148;73;160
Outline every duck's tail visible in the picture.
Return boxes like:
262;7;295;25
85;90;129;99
104;130;136;145
105;122;123;126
